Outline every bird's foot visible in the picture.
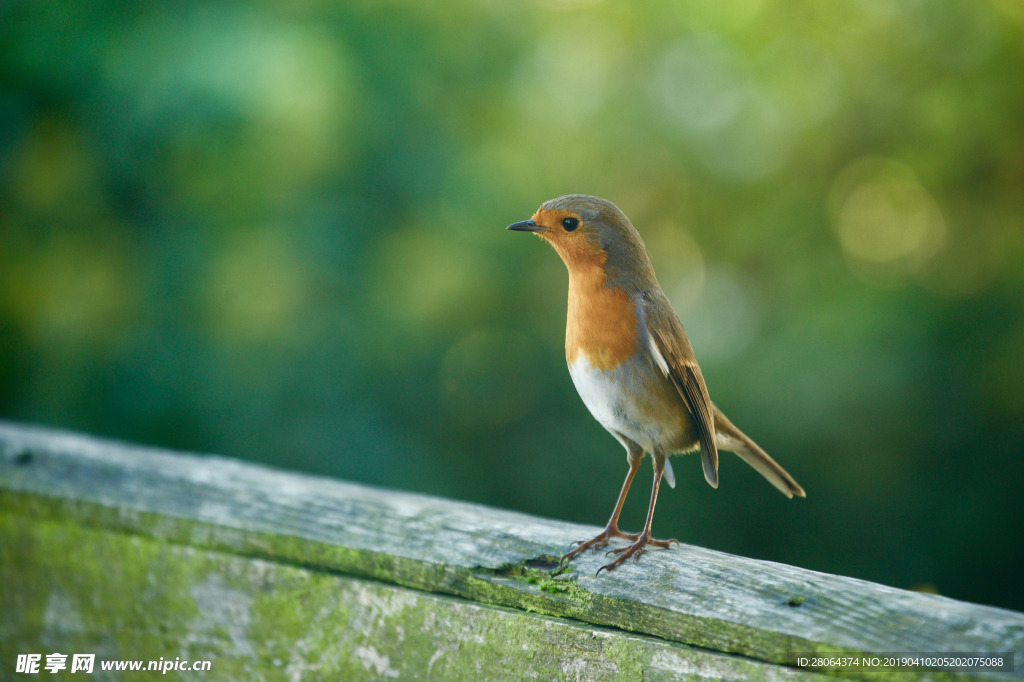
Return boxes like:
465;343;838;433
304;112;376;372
561;525;640;564
596;532;679;575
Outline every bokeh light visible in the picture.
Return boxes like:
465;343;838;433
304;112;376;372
1;0;1022;612
829;157;947;285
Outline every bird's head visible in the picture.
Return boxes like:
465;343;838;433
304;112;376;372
507;194;655;289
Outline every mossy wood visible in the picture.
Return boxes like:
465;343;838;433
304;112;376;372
1;422;1020;681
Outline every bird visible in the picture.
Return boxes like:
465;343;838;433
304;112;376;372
507;194;805;574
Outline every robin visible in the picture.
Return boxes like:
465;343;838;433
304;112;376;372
508;194;805;574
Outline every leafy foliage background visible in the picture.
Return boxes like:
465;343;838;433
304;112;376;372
2;0;1023;609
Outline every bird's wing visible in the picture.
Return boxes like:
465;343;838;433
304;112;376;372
644;291;719;488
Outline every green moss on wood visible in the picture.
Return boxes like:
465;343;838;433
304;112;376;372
3;425;1020;682
0;489;806;665
0;491;996;682
1;512;841;681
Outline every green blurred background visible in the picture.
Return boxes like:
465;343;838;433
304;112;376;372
2;0;1023;611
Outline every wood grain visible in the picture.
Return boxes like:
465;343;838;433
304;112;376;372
1;422;1020;681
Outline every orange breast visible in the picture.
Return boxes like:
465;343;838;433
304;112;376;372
565;258;637;371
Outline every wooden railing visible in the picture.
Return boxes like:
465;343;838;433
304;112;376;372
1;422;1020;680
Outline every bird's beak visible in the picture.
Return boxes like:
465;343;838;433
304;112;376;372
506;219;543;232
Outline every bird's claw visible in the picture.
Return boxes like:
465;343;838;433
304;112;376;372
593;532;678;574
561;525;640;564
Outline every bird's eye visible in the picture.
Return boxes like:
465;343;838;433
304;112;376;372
562;217;579;232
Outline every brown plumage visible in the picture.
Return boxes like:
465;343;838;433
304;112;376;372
508;194;804;574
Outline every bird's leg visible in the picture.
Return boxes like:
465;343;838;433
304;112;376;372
561;456;643;563
598;454;679;574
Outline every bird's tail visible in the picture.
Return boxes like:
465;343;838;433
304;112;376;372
712;405;806;499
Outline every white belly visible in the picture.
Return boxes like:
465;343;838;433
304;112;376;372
567;355;686;453
568;356;625;432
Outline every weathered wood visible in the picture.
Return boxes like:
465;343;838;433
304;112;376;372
1;516;830;681
1;421;1021;681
